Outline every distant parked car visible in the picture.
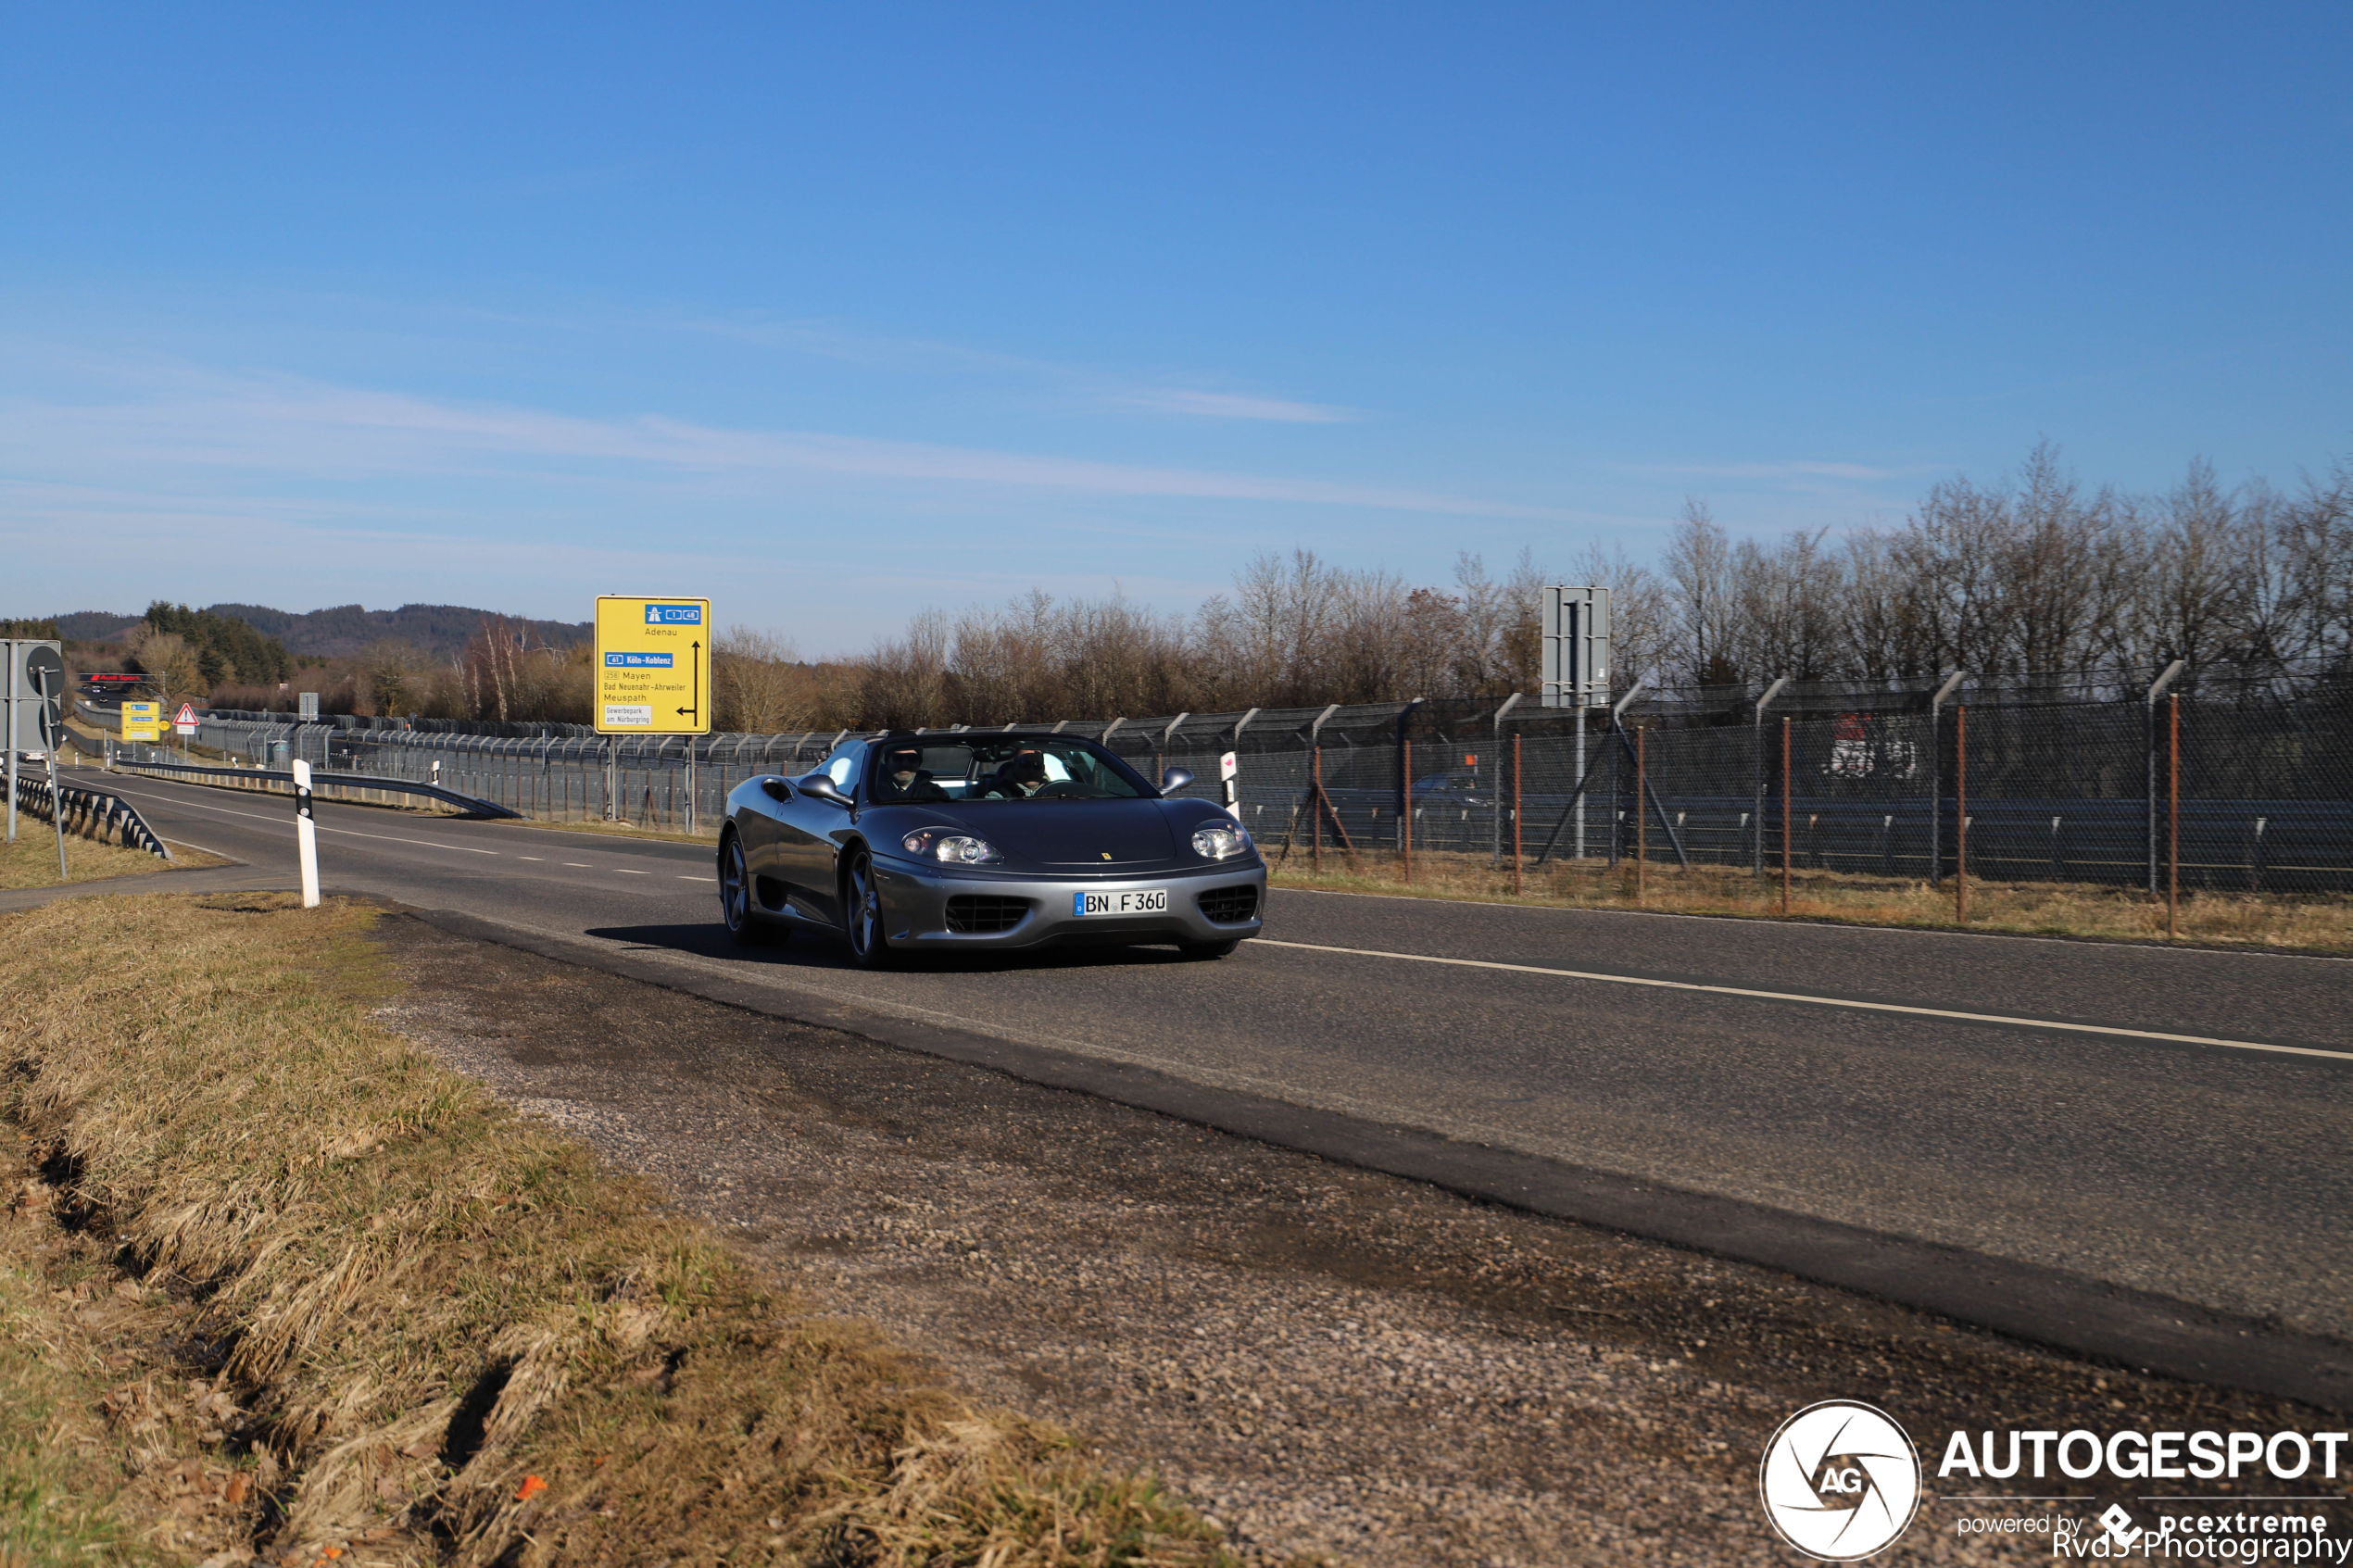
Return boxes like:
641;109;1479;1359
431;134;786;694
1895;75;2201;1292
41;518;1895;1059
717;732;1266;966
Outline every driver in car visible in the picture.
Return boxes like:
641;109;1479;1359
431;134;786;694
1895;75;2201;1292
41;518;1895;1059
986;751;1051;798
881;746;950;802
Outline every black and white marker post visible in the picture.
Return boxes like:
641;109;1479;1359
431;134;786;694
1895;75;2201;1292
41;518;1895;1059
293;758;321;908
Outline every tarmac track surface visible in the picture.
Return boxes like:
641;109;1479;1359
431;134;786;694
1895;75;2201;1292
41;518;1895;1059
79;771;2353;1398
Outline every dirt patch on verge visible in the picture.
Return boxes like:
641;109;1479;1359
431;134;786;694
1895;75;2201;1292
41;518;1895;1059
0;893;1228;1567
366;914;2351;1566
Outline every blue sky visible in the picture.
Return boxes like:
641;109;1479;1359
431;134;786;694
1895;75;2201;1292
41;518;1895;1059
4;4;2347;653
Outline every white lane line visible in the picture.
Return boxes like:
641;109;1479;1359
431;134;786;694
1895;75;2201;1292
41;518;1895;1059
615;869;648;875
677;874;713;882
519;856;545;861
90;784;500;854
1250;938;2353;1063
562;862;590;868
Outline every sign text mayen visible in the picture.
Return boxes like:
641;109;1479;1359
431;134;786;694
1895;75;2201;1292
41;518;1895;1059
593;596;711;734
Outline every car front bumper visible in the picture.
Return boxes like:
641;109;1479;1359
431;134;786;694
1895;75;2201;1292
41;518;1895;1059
868;859;1267;950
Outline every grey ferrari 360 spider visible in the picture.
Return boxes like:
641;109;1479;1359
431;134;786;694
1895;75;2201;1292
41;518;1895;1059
716;732;1265;966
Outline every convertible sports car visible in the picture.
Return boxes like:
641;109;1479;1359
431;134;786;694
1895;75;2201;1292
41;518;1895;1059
716;732;1266;965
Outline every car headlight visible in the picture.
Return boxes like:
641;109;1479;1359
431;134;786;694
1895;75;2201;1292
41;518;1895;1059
1192;822;1252;860
901;829;1002;865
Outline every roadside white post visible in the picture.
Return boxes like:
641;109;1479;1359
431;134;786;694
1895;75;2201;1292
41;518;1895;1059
1220;749;1239;820
45;750;67;880
293;758;321;908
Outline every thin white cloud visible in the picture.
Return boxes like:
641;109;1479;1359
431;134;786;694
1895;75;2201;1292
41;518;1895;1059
661;316;1364;424
1112;388;1359;424
0;366;1542;517
1632;459;1940;483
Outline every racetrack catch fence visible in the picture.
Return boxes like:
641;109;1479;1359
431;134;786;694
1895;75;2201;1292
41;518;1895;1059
137;664;2353;896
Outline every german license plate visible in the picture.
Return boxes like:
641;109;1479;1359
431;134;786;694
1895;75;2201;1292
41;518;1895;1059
1074;888;1169;917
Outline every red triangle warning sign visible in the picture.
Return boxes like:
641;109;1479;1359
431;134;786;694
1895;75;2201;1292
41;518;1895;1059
173;703;199;725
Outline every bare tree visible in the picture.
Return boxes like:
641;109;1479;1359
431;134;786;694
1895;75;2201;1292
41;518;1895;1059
1662;498;1740;685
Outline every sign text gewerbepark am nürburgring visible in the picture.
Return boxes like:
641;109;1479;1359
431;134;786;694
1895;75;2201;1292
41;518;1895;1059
593;596;712;735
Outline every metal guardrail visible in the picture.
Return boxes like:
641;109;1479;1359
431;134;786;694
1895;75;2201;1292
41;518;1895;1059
9;765;174;860
96;754;521;819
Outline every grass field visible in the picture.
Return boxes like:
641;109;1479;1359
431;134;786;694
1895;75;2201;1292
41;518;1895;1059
1267;847;2353;952
0;893;1235;1568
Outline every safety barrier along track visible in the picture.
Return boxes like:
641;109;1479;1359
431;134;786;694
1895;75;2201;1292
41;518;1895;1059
98;756;521;820
9;766;175;860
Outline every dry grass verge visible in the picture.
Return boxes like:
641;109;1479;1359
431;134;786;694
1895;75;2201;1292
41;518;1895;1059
0;893;1231;1568
1269;848;2353;951
0;826;224;891
0;1211;157;1565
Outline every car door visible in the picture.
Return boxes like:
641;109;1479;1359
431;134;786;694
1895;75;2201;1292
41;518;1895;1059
735;779;788;893
774;748;860;924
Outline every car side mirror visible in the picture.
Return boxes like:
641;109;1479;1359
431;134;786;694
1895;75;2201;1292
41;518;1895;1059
797;772;852;808
1161;767;1195;793
759;776;793;802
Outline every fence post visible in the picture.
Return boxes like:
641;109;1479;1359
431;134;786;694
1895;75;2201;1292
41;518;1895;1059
1312;746;1323;876
2169;692;2180;939
1780;716;1792;915
1955;705;1968;924
1402;736;1413;883
1927;671;1964;885
1513;732;1523;896
1753;675;1791;877
2145;659;2186;897
1635;724;1646;899
1390;699;1418;855
1491;693;1523;868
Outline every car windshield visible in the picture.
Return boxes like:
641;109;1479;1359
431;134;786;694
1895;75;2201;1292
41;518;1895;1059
867;738;1151;803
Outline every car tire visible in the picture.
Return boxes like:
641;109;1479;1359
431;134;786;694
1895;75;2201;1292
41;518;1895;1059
1177;938;1240;960
719;830;775;947
843;847;896;969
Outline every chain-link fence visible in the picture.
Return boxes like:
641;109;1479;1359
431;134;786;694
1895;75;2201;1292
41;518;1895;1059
139;667;2353;895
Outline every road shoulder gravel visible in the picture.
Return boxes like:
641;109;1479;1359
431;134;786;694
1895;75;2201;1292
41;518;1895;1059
367;910;2345;1567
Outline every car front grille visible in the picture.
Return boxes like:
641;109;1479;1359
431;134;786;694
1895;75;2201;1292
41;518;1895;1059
1197;885;1259;924
945;895;1031;934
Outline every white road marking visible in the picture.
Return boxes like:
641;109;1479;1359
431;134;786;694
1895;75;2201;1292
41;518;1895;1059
92;784;500;854
615;869;648;875
678;874;713;882
1250;938;2353;1063
519;856;545;861
563;862;590;868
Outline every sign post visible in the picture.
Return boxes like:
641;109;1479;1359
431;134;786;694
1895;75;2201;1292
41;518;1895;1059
293;759;321;909
1540;586;1612;860
594;596;712;827
45;750;67;880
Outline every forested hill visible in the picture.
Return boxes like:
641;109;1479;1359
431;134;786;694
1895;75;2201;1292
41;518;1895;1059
47;604;592;659
197;604;593;660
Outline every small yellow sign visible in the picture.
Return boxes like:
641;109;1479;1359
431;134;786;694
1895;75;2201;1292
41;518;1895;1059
593;596;712;735
122;700;162;741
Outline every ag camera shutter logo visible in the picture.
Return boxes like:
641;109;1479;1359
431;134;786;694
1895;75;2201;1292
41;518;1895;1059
1759;1400;1921;1560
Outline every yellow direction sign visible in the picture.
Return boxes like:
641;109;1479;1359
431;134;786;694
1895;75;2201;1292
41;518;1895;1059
122;700;162;741
593;596;711;734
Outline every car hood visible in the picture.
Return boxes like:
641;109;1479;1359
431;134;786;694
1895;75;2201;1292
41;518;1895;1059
925;799;1181;866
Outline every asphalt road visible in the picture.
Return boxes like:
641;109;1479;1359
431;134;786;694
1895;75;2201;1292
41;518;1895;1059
92;770;2353;1352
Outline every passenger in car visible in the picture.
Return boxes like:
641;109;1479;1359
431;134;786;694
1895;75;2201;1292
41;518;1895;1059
880;747;950;802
